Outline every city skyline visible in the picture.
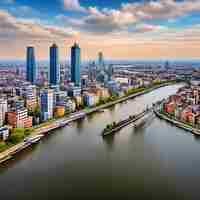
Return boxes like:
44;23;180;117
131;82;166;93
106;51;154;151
0;0;200;60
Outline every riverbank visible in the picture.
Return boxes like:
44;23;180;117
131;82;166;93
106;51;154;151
0;81;179;164
154;109;200;136
84;82;176;115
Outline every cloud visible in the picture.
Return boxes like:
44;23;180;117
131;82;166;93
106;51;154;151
0;10;78;41
81;9;136;33
59;0;200;35
63;0;86;12
59;8;137;34
122;0;200;20
134;24;166;33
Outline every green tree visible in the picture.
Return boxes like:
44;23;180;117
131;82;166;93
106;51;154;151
9;131;24;144
33;106;41;118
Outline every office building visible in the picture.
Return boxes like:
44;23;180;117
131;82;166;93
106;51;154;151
25;85;37;111
40;89;54;121
98;51;104;69
50;44;60;85
71;43;81;86
67;86;81;97
83;92;99;107
26;47;36;84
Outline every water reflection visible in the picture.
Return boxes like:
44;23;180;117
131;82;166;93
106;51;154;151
1;84;193;200
75;118;85;133
193;135;200;142
0;144;39;173
87;112;97;122
102;134;116;151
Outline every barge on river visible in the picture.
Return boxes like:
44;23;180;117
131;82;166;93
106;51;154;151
102;108;153;136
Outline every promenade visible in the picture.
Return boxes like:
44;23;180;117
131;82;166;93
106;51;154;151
154;109;200;136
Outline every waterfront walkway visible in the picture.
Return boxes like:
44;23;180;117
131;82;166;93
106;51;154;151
154;109;200;136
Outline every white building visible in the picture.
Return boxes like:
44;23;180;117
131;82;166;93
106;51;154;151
83;93;99;107
66;99;76;112
0;99;7;127
0;127;9;141
68;86;82;97
40;89;54;121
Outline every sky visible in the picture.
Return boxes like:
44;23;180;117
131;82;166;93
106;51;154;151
0;0;200;61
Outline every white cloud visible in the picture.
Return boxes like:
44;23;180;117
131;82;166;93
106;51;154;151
122;0;200;20
59;0;200;34
59;8;137;34
63;0;86;12
0;10;78;41
134;24;166;33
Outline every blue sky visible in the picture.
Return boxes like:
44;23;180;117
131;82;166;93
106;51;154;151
2;0;200;28
0;0;200;60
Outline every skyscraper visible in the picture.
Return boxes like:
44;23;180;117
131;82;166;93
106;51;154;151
98;51;104;69
71;43;81;86
26;47;36;84
50;43;60;85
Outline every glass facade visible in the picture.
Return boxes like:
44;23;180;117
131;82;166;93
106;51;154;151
26;47;36;84
71;43;81;86
40;89;54;121
50;44;60;85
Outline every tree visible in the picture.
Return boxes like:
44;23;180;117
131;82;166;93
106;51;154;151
9;129;25;144
28;109;34;116
33;106;41;118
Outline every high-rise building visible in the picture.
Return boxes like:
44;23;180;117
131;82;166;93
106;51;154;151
165;61;170;70
50;44;60;85
0;99;7;127
40;89;54;121
88;61;97;82
98;51;104;69
26;47;36;84
71;43;81;86
24;85;37;111
107;65;114;81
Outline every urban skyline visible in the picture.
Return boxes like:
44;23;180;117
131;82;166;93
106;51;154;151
0;0;200;60
1;1;200;200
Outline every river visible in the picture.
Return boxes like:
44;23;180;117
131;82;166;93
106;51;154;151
1;84;200;200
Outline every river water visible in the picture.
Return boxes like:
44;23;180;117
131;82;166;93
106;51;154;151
1;84;200;200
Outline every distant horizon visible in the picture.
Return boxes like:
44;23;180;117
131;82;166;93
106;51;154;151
1;58;200;65
1;58;200;61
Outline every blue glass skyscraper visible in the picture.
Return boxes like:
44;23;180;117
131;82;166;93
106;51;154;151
71;43;81;86
50;43;60;85
26;47;36;84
